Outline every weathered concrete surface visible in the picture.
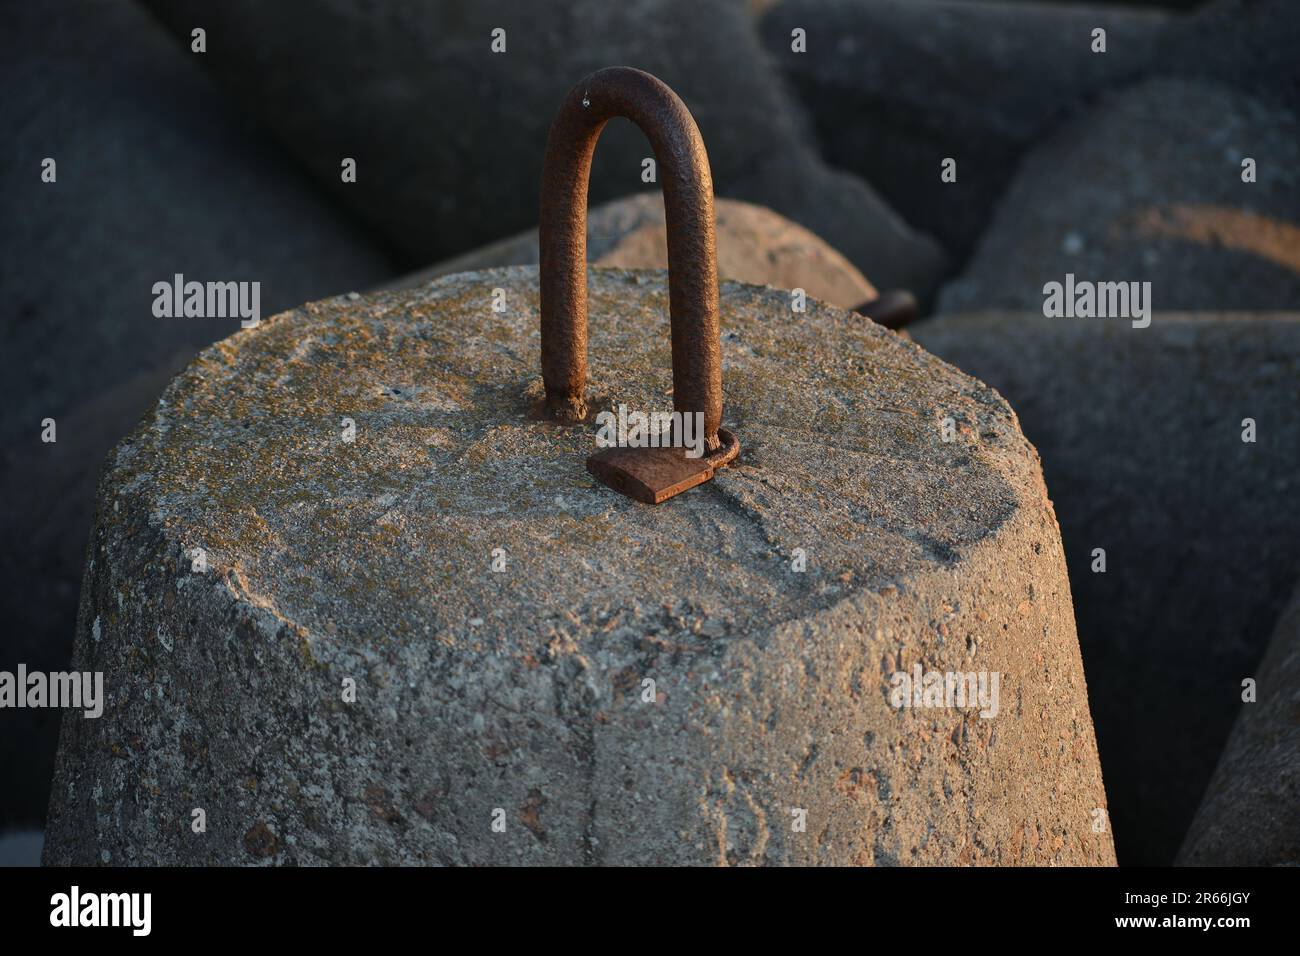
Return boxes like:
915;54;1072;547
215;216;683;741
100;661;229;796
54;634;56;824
759;0;1169;256
939;79;1300;314
138;0;948;296
0;0;391;833
386;194;876;308
45;269;1111;866
1179;581;1300;867
911;311;1300;864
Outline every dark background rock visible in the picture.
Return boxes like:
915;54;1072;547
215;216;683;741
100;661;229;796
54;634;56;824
0;0;393;831
1156;0;1300;116
912;310;1300;864
0;830;42;868
1178;579;1300;866
939;78;1300;314
136;0;948;298
759;0;1169;258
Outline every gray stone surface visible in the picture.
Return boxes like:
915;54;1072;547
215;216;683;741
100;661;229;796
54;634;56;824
0;0;392;832
939;78;1300;314
759;0;1169;256
44;268;1112;866
138;0;947;297
911;310;1300;865
386;193;877;309
1179;579;1300;867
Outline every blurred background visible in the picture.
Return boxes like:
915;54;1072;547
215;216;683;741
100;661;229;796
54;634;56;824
3;0;1297;866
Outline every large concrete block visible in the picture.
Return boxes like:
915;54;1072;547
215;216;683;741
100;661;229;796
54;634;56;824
912;310;1300;864
44;269;1111;865
1179;580;1300;867
385;193;876;309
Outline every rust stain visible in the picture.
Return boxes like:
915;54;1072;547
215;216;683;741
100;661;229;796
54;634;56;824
1130;204;1300;273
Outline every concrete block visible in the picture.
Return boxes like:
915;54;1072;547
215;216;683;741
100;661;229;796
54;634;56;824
44;269;1112;865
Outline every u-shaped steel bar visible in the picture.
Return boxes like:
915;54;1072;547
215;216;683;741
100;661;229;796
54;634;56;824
539;67;723;452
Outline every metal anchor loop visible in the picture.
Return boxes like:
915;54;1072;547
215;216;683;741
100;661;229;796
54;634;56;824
538;66;739;504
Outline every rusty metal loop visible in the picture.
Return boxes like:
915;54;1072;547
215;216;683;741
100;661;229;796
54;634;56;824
539;67;723;452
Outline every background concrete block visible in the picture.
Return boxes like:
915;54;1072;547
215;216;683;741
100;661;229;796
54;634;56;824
137;0;948;297
384;193;877;309
1178;579;1300;867
759;0;1169;257
939;79;1300;314
1156;0;1300;117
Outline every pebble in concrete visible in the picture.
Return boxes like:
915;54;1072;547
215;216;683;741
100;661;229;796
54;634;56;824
44;269;1112;865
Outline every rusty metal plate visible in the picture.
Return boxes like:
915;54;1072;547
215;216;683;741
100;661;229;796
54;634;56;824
587;427;739;504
